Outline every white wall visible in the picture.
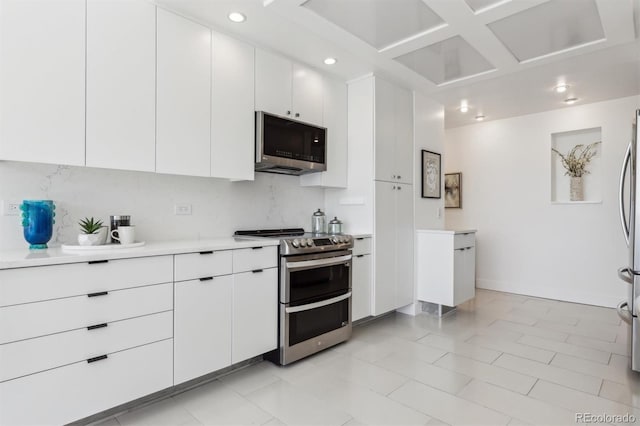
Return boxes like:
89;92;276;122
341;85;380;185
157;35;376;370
445;95;640;307
414;92;445;230
0;161;325;250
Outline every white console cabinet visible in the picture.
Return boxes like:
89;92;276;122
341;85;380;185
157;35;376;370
416;230;477;307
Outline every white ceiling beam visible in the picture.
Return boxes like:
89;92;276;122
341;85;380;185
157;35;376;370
421;0;519;69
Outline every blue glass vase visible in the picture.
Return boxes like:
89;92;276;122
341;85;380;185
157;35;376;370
20;200;55;249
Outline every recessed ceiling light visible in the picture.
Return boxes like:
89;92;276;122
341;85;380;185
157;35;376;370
564;97;578;105
323;57;337;65
460;100;469;113
555;84;570;93
228;12;246;23
475;114;485;121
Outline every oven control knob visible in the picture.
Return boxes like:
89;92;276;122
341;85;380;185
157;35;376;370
292;239;300;248
306;238;314;246
331;236;339;244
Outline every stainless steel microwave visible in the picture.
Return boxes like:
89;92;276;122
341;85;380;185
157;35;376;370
255;111;327;175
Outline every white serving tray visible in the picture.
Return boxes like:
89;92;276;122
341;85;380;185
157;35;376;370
61;242;146;251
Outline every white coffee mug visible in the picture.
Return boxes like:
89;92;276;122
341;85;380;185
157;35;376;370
110;226;135;245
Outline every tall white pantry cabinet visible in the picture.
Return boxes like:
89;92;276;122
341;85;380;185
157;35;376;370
326;75;414;318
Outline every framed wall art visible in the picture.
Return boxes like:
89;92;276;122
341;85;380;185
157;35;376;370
444;172;462;208
421;150;441;199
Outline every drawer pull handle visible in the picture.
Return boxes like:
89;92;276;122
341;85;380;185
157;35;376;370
252;269;263;273
87;354;108;364
88;260;108;265
199;277;214;281
356;237;365;240
252;246;263;250
199;251;213;255
356;255;364;258
87;291;109;298
87;323;108;331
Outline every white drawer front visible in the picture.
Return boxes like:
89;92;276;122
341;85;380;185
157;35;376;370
0;311;173;382
174;250;232;282
233;246;277;273
352;237;372;256
0;282;173;344
0;339;173;426
453;232;475;250
0;255;173;307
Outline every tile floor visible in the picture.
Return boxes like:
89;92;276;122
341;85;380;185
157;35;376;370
95;290;640;426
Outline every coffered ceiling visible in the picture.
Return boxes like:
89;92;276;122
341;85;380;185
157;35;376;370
156;0;640;127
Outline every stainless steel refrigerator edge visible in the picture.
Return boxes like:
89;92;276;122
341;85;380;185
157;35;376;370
617;109;640;372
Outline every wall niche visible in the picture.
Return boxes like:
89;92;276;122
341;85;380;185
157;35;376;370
550;127;602;204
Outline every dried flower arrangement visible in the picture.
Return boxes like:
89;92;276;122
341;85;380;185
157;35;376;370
551;141;601;177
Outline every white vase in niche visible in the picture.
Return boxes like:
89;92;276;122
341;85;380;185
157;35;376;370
570;176;584;201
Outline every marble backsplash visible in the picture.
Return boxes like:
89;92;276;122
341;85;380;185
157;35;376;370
0;161;325;250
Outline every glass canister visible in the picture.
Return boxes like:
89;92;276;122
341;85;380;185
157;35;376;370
311;208;326;234
20;200;55;249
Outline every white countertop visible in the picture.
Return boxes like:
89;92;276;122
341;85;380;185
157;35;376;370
0;238;279;269
352;233;372;238
416;229;477;235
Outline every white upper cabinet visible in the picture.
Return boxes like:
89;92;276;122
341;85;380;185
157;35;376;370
255;49;323;126
299;77;347;188
394;88;414;184
156;9;211;177
211;32;255;181
0;0;85;166
86;0;156;172
374;78;413;184
374;79;396;183
292;63;323;126
255;50;292;119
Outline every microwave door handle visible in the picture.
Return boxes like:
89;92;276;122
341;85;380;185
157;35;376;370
285;254;352;270
285;292;352;314
620;141;632;246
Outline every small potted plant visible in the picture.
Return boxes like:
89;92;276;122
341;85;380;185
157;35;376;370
77;217;107;246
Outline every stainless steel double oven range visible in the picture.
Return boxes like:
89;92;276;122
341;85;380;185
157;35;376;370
235;229;353;365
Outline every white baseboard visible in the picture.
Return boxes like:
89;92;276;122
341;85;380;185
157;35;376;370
476;279;622;308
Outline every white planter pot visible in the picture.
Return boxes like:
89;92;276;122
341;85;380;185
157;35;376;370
77;233;102;246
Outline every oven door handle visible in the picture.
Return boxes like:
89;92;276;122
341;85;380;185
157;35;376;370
285;254;352;270
285;291;352;314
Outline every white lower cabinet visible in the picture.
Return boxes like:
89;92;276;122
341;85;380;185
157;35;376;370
352;254;372;322
0;244;279;423
373;182;414;315
0;339;173;426
174;246;278;380
232;268;278;363
352;237;372;321
0;256;174;425
174;275;233;384
416;230;477;307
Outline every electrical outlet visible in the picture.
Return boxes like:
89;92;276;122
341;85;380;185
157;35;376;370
436;207;442;219
174;204;192;215
2;200;20;216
